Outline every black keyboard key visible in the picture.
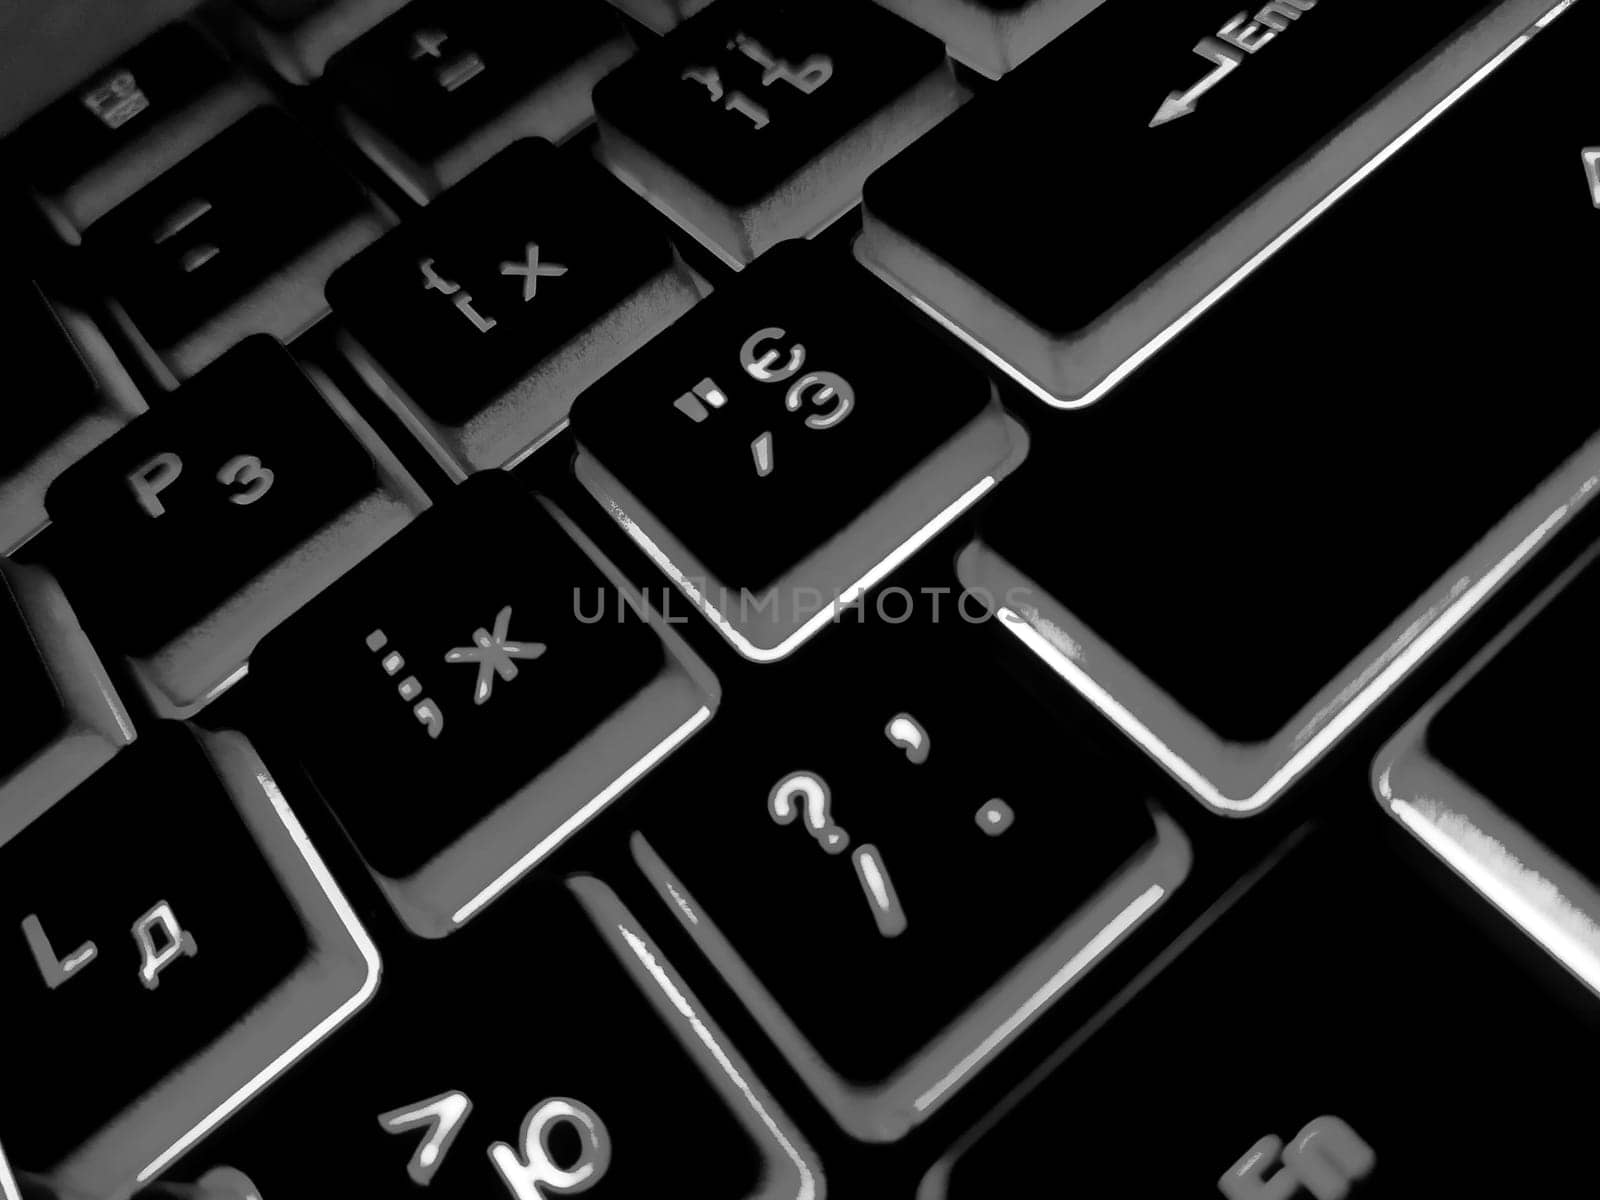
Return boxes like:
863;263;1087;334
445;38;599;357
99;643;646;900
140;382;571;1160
7;24;268;236
86;106;388;382
0;277;147;552
329;138;698;476
1378;535;1600;992
594;0;960;266
958;0;1600;814
133;877;816;1200
45;335;425;715
326;0;632;203
574;239;1022;661
252;472;718;937
0;722;378;1199
872;0;1109;78
0;559;133;845
860;0;1550;404
924;823;1600;1197
633;609;1187;1138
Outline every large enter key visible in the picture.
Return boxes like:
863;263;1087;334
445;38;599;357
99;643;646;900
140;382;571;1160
859;0;1553;406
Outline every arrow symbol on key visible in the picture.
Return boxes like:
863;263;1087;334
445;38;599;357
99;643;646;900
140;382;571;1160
1150;39;1242;127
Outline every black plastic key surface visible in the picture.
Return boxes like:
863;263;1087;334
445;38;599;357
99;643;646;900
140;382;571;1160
85;107;370;362
573;239;1005;595
328;137;677;432
634;608;1173;1134
861;0;1514;400
1428;553;1600;887
8;24;233;197
45;335;378;656
959;0;1600;794
0;277;99;473
134;879;810;1200
251;472;665;880
594;0;955;262
0;570;64;778
925;824;1600;1198
0;723;310;1174
326;0;625;185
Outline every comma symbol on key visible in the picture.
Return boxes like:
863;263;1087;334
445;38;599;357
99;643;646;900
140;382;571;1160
368;629;444;738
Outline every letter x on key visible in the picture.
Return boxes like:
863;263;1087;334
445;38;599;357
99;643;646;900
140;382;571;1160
499;242;568;302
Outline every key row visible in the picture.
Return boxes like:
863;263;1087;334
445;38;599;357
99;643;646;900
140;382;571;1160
15;432;1600;1193
16;519;1600;1196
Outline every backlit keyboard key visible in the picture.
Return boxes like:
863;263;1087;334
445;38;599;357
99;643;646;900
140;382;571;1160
0;276;146;552
133;878;816;1200
328;138;699;477
251;472;719;938
45;335;426;715
7;24;269;237
0;559;133;844
326;0;632;203
923;822;1600;1197
594;0;961;267
0;723;378;1200
86;106;389;383
859;0;1552;404
871;0;1110;78
1377;527;1600;995
957;0;1600;815
572;239;1024;661
632;608;1188;1138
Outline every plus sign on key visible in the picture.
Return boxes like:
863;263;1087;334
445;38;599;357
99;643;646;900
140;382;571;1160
326;138;700;478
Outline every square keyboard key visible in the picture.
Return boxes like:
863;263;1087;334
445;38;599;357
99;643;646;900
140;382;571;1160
923;823;1600;1198
0;722;378;1200
573;239;1023;661
85;106;389;382
632;610;1188;1139
593;0;961;267
328;137;699;477
45;335;426;715
326;0;633;203
251;472;719;938
0;558;133;845
957;0;1600;815
0;276;146;552
1376;526;1600;998
7;23;269;236
131;878;817;1200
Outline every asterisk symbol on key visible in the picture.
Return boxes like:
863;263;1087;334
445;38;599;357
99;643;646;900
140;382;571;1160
444;605;546;705
499;242;568;302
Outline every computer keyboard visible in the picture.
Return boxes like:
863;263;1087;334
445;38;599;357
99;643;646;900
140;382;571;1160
2;0;1597;1197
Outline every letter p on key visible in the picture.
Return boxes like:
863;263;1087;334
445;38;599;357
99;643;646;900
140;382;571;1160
128;451;183;517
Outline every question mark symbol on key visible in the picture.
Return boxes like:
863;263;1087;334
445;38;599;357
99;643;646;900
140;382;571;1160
767;772;906;937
